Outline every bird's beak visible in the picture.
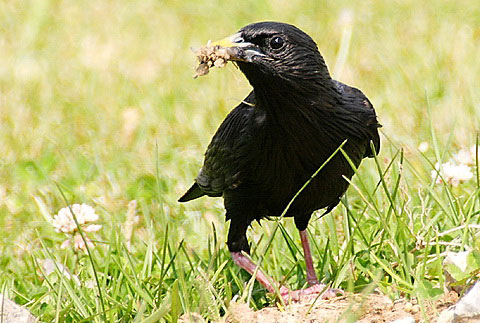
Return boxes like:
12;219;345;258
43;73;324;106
210;33;251;48
210;33;265;62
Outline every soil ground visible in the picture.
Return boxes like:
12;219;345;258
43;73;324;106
181;291;460;322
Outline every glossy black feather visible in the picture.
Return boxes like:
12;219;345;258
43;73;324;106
179;22;381;253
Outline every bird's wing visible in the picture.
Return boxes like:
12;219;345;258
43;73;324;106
333;80;381;157
195;92;256;196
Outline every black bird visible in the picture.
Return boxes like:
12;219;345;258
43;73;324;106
179;21;381;301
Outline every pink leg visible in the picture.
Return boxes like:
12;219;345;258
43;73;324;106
231;251;279;294
231;250;344;303
299;229;319;286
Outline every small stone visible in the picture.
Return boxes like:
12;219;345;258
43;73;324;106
404;302;413;312
0;294;38;323
444;251;470;273
436;308;455;323
436;281;480;322
390;316;415;323
454;281;480;317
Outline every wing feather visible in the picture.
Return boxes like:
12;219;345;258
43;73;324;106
195;92;256;196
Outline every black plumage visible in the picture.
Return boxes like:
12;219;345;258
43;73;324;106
179;21;380;298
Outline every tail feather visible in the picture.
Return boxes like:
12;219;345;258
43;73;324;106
178;183;206;202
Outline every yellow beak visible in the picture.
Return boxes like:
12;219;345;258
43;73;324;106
210;33;251;48
207;32;264;63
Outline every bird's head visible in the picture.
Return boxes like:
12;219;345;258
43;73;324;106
210;22;332;96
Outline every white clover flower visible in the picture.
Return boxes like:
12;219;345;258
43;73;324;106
83;224;102;232
60;234;94;251
39;259;80;285
73;234;94;251
52;204;99;233
431;161;473;186
52;203;101;251
453;145;478;166
60;234;95;251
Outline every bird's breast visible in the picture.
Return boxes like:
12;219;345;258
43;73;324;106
242;122;354;215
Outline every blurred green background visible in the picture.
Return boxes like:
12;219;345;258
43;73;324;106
0;0;479;321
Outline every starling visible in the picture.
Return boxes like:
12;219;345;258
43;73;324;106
179;21;381;302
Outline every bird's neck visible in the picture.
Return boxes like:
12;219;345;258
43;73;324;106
252;77;340;124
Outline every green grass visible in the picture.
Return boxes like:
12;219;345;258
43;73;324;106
1;0;479;321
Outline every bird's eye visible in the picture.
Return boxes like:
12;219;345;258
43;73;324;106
269;36;284;50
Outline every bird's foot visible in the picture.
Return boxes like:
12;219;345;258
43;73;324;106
279;284;344;304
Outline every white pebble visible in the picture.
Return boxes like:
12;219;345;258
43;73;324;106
455;281;480;317
390;316;415;323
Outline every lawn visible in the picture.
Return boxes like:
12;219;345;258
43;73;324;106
0;0;479;321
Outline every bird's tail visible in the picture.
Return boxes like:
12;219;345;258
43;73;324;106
178;183;206;202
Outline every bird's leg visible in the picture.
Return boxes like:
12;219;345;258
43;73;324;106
229;219;290;297
230;248;343;304
299;229;319;286
230;251;281;294
277;229;344;301
228;219;342;303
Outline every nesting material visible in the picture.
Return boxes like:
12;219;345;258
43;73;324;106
192;43;232;78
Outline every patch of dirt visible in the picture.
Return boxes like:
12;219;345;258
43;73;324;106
192;44;232;78
217;291;459;323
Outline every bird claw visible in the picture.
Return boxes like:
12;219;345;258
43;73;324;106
279;284;344;304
